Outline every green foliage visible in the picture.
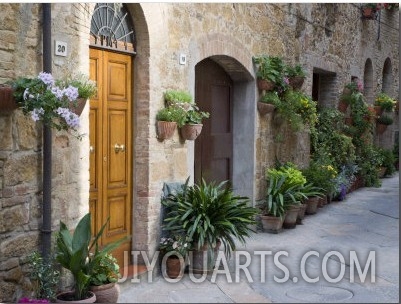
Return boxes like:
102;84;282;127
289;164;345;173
55;213;127;300
260;91;280;104
159;234;191;258
285;64;306;78
376;114;393;125
162;178;257;259
182;106;210;126
302;159;338;194
356;144;382;187
375;92;396;112
89;253;120;286
164;90;193;104
253;55;286;88
377;147;396;176
59;73;97;100
27;251;60;302
156;106;187;125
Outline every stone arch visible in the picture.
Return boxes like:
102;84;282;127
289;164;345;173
363;58;374;104
382;57;393;96
190;33;256;202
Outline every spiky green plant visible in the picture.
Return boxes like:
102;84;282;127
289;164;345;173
162;178;257;259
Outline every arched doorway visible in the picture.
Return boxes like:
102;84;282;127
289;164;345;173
89;3;136;267
363;58;374;104
195;58;233;184
382;58;393;95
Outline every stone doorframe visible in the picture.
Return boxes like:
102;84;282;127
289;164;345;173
188;33;257;204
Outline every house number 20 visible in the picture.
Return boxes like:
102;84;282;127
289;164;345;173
55;40;67;57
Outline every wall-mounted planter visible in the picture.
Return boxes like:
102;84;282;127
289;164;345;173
157;121;177;140
361;7;376;20
288;76;305;90
69;98;88;116
180;124;203;140
0;84;18;112
257;78;275;91
376;123;387;134
337;100;349;113
257;102;275;115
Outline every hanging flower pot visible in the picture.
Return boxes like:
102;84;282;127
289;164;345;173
157;121;177;140
288;76;305;90
257;78;275;91
362;6;376;19
69;98;88;116
0;84;18;112
180;123;203;140
344;117;353;126
376;123;387;134
257;102;275;115
337;100;349;113
374;105;383;116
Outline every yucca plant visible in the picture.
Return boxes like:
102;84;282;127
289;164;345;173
162;178;258;259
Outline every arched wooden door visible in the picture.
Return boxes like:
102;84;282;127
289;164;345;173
195;58;233;184
89;48;133;267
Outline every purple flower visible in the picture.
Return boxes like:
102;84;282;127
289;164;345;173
51;86;64;99
62;85;79;102
31;108;44;121
56;107;80;129
38;72;54;87
283;77;289;85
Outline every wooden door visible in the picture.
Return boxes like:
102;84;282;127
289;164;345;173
89;48;132;267
195;58;233;184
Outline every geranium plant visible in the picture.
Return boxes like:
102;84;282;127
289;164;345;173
11;72;96;136
159;234;191;258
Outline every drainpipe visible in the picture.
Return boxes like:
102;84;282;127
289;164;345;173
41;3;52;260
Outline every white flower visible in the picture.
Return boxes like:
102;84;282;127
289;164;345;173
172;241;178;249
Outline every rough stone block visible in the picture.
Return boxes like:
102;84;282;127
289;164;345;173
0;232;39;259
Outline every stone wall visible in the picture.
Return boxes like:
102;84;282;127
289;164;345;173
0;3;398;302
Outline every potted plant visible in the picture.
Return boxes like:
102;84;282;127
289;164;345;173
179;106;210;140
258;91;280;115
23;251;60;303
156;106;186;140
361;3;379;19
164;89;193;110
9;72;96;139
162;178;257;273
55;213;127;303
0;83;17;111
88;253;121;303
375;92;396;113
253;55;286;91
285;63;306;90
376;114;393;134
159;234;191;279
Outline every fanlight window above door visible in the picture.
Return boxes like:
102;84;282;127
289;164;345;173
90;3;136;54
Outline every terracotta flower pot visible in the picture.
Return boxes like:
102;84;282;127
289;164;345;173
165;255;185;279
180;124;203;140
283;205;300;229
374;106;383;116
90;283;120;303
296;203;307;224
0;84;18;112
260;215;285;234
157;121;177;140
376;123;387;134
337;100;349;113
69;98;88;116
56;291;96;303
362;7;376;19
257;102;275;115
305;197;319;215
288;76;305;90
257;78;275;91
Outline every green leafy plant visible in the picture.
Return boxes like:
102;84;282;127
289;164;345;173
55;213;127;300
377;147;396;176
162;178;257;259
260;91;281;105
253;55;287;89
285;64;306;78
181;106;210;126
10;72;96;134
376;114;393;125
164;89;193;105
27;251;60;302
375;92;396;112
89;253;120;286
159;234;191;258
156;106;187;125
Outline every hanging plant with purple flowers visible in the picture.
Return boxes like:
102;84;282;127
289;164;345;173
11;72;96;138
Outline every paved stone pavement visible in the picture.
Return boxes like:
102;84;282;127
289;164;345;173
118;173;399;303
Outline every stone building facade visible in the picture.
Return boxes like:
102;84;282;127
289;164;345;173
0;3;398;301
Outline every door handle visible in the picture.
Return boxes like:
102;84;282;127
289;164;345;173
114;143;125;153
89;146;95;153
